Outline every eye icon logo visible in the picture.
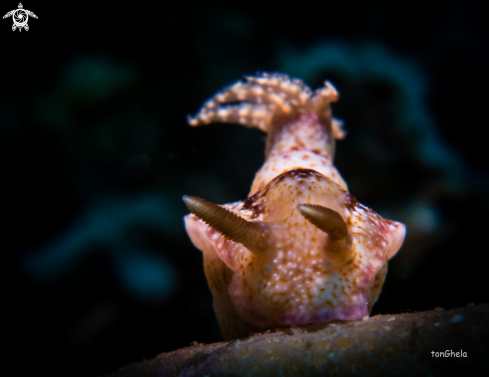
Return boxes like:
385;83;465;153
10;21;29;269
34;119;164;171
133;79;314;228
3;3;37;32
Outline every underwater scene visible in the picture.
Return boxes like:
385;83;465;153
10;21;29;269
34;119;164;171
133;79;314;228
2;0;488;375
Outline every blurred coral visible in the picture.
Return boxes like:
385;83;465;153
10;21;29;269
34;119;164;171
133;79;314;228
23;193;180;299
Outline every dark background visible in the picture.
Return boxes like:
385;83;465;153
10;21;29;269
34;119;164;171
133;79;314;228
2;1;488;375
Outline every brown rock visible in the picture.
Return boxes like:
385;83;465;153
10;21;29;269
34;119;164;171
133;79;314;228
106;304;488;376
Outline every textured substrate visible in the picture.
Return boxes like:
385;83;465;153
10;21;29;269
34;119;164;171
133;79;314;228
106;304;488;376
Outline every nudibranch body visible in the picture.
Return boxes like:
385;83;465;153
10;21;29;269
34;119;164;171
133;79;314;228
183;73;406;340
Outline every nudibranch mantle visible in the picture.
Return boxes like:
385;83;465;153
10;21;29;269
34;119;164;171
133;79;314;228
183;73;406;340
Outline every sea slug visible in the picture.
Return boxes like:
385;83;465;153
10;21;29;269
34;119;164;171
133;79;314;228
183;73;406;340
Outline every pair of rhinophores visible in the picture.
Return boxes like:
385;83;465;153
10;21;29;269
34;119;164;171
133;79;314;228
183;73;406;340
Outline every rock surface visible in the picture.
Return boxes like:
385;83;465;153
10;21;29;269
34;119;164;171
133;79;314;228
106;304;488;376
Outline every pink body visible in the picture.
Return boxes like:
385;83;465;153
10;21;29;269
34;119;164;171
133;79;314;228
184;73;406;339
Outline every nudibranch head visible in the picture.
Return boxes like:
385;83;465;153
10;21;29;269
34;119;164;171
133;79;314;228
183;73;406;339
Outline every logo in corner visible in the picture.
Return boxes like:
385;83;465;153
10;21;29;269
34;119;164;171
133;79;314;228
3;3;37;32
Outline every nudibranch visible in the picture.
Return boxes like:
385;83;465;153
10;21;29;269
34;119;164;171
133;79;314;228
183;73;406;340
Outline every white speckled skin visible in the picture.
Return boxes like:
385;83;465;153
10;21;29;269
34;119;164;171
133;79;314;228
185;73;406;340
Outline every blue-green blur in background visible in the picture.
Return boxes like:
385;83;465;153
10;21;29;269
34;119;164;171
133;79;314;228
2;1;488;375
